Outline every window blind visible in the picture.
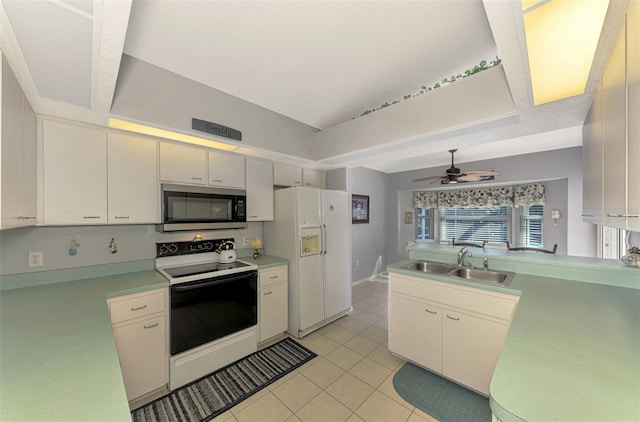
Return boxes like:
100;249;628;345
439;206;511;243
520;205;544;247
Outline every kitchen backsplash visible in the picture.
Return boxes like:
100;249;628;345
0;223;263;276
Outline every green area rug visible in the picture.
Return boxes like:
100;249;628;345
393;362;491;422
132;338;316;422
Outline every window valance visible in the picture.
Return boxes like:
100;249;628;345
514;183;545;207
413;182;545;209
413;191;438;209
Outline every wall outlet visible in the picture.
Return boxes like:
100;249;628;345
356;259;360;267
243;236;249;246
28;252;43;267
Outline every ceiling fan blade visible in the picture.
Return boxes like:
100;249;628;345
463;169;500;176
430;177;446;184
458;175;485;182
412;175;444;182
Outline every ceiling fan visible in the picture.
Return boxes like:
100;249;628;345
412;149;500;184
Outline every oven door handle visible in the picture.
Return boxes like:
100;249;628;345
171;273;255;291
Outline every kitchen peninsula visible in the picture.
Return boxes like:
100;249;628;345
0;253;289;421
387;243;640;422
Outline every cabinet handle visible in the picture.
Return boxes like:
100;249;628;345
131;305;147;311
83;216;101;219
144;323;159;329
304;183;311;186
269;275;279;279
249;215;258;218
211;179;223;183
425;308;437;314
606;213;640;218
22;216;36;220
114;216;130;219
581;214;597;217
191;177;203;181
446;315;460;321
263;291;273;295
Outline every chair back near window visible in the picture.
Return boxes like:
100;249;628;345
506;242;558;254
452;238;487;249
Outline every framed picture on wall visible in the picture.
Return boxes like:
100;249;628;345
352;194;370;224
404;212;413;224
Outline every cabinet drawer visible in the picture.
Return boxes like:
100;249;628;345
259;266;287;287
109;290;165;324
390;274;516;320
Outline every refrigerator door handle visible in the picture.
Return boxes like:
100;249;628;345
322;224;327;254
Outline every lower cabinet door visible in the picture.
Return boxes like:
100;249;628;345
112;315;167;400
389;293;442;372
442;309;509;395
259;282;288;342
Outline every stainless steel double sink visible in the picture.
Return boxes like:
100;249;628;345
401;260;515;286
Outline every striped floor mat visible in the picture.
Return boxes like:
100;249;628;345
132;338;316;422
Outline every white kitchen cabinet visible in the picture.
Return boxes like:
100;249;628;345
159;142;207;185
246;158;274;221
602;18;628;229
108;289;168;402
582;84;603;225
302;168;326;189
208;150;245;189
583;3;640;230
0;55;36;229
388;272;518;395
258;265;288;342
389;293;442;372
42;120;108;225
273;165;325;189
442;309;510;395
626;0;639;232
274;163;302;187
108;132;159;224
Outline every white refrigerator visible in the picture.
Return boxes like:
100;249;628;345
264;186;352;338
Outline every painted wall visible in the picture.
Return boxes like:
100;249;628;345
111;55;317;160
386;147;596;264
341;167;388;283
0;223;263;276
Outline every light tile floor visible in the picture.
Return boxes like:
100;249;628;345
213;280;439;422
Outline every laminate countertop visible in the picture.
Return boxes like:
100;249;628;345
0;255;289;421
388;244;640;421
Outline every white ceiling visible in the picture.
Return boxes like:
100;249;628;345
123;0;498;130
0;0;630;174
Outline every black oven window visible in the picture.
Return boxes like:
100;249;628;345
170;271;257;355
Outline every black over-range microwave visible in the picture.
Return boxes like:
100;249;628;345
156;184;247;232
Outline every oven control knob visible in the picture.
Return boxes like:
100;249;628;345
169;244;178;253
203;242;213;250
159;245;169;255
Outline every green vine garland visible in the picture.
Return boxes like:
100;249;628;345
354;56;502;119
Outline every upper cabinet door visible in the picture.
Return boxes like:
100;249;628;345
43;120;108;224
601;18;627;229
246;158;274;221
302;168;326;189
208;151;245;189
159;142;207;185
273;164;302;187
627;0;639;231
108;133;159;224
1;56;26;229
582;86;603;225
21;99;37;226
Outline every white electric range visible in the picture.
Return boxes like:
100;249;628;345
156;239;258;390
